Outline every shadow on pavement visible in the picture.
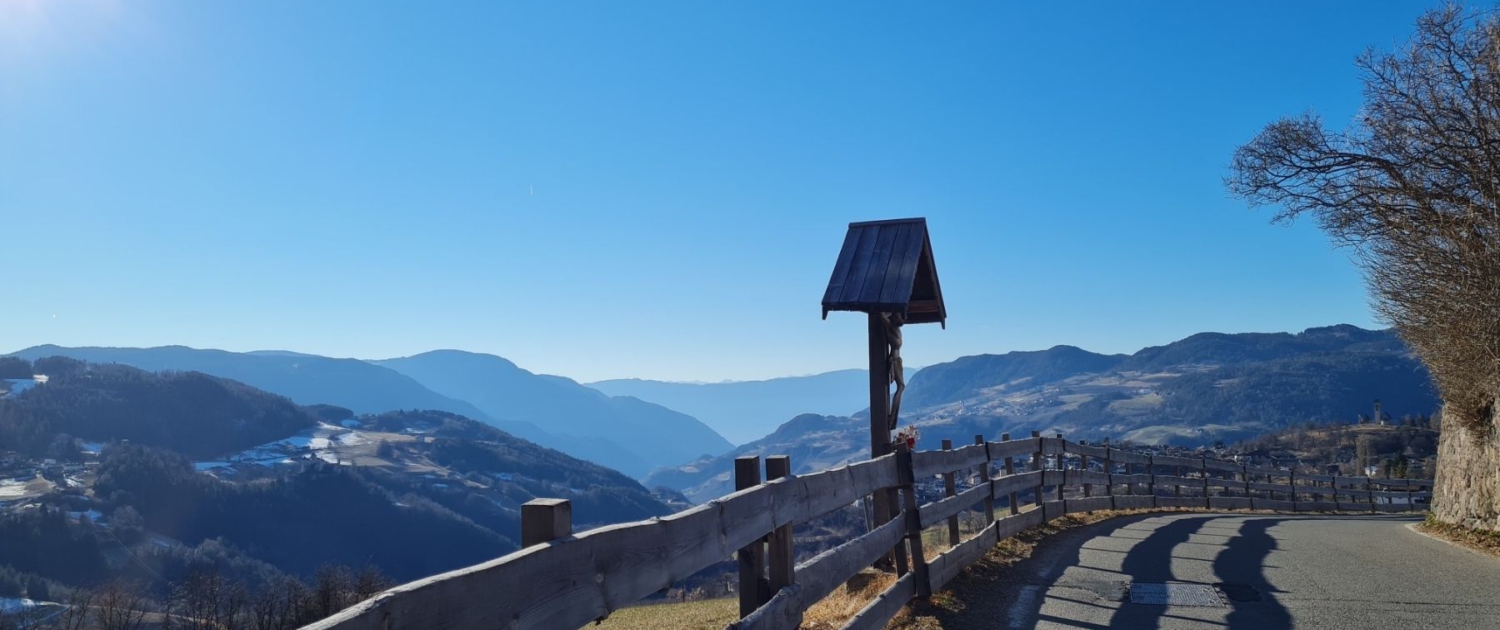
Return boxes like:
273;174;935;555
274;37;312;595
1212;518;1293;630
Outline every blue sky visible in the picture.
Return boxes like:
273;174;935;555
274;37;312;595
0;1;1438;382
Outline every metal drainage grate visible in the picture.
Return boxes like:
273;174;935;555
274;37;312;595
1128;582;1225;607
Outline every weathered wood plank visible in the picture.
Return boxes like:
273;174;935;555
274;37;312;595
1203;459;1241;473
1042;500;1065;520
1040;438;1065;455
1153;474;1197;487
1152;455;1199;468
1370;478;1433;488
1251;498;1294;511
838;573;915;630
1297;500;1339;512
765;455;899;529
1244;466;1286;477
1042;470;1065;487
1065;496;1112;514
912;443;988;479
1204;478;1241;488
1066;470;1111;486
927;521;998;590
1155;496;1201;509
992;470;1041;500
1294;473;1334;483
791;514;906;614
1208;497;1252;510
727;583;801;630
1247;481;1292;493
988;438;1040;460
1067;443;1110;459
1111;473;1152;485
919;483;991;529
993;507;1042;541
1112;495;1155;510
1108;450;1150;465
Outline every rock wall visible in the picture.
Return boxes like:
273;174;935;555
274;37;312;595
1432;401;1500;531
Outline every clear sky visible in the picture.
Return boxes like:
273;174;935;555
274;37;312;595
0;1;1439;382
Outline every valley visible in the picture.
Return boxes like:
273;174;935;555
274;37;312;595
0;322;1442;624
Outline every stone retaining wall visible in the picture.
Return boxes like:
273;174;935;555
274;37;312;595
1432;401;1500;531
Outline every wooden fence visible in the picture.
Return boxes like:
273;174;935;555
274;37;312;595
303;433;1433;630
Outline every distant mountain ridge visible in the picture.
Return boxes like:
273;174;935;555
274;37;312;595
8;345;494;422
647;325;1440;498
374;350;732;477
589;367;915;444
0;355;672;584
7;345;731;478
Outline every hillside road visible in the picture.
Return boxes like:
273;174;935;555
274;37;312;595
957;512;1500;629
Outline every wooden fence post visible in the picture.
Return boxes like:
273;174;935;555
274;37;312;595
1288;469;1297;511
1030;431;1044;510
1080;441;1093;501
1147;454;1157;506
1201;455;1211;508
1241;464;1251;501
1333;473;1341;511
1002;433;1019;516
765;456;795;594
1366;476;1376;512
734;456;766;616
975;435;995;525
1175;465;1183;498
521;498;572;547
894;443;932;599
1054;433;1065;502
941;439;960;546
1104;447;1115;509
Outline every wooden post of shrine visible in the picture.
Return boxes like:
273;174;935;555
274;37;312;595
822;218;947;568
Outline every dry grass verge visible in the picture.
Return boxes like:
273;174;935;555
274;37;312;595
1417;513;1500;559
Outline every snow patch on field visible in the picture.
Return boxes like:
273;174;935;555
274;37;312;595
0;480;28;499
0;597;38;613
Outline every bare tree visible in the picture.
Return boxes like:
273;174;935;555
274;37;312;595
94;582;148;630
1228;5;1500;432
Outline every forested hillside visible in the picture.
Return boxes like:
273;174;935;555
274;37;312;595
0;357;316;459
0;356;671;626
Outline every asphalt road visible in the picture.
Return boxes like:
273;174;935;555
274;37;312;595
975;512;1500;629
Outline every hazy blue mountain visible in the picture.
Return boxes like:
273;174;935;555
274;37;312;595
8;344;495;421
375;350;733;477
588;369;882;444
644;413;867;503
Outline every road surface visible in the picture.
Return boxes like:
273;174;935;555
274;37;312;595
950;512;1500;629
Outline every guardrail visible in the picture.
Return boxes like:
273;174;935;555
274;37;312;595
303;433;1432;630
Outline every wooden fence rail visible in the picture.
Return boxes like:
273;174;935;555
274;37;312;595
303;436;1433;630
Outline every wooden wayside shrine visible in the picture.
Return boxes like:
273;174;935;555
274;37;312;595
820;217;947;574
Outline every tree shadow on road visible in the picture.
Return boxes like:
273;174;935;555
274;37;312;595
1099;516;1214;629
1213;518;1293;630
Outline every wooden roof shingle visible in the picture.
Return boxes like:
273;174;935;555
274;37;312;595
821;217;946;327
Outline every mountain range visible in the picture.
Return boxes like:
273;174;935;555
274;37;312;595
0;357;673;587
8;345;730;478
589;369;880;444
647;325;1439;500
